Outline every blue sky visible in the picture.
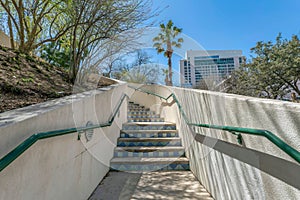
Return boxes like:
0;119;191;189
151;0;300;59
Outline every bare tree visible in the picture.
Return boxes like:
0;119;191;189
67;0;152;82
75;28;146;83
110;50;160;84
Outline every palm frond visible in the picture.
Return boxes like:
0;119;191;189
164;51;168;57
178;38;184;43
174;43;182;48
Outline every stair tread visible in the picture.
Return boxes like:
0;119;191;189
118;137;180;141
115;146;185;151
127;109;155;113
121;130;178;133
111;157;189;163
128;120;164;122
127;117;164;119
123;122;175;126
127;114;160;116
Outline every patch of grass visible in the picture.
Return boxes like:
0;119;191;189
25;54;35;62
28;72;35;78
19;53;26;58
0;46;8;51
21;77;34;83
13;64;21;70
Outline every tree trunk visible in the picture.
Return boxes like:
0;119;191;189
167;51;173;86
165;73;169;86
69;26;78;83
17;1;26;52
70;56;80;84
6;0;15;49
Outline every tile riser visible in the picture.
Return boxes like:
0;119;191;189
128;119;164;122
122;126;176;130
114;151;185;158
128;115;160;118
128;112;156;115
128;109;150;111
120;133;178;138
128;107;146;109
117;141;182;147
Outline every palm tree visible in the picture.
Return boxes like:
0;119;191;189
161;69;169;86
153;20;183;86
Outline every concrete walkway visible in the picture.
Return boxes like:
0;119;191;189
88;171;214;200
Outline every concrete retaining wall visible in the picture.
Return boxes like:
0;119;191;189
0;82;128;200
129;84;300;200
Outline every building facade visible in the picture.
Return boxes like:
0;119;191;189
180;50;244;88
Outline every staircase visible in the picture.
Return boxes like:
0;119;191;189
110;101;190;171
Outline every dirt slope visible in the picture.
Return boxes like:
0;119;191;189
0;46;115;113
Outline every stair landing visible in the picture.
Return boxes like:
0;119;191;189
88;171;214;200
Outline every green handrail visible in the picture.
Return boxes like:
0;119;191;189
128;85;300;164
0;93;128;172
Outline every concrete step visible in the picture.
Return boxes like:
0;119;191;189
110;157;190;171
120;130;179;138
122;122;176;130
128;111;155;115
128;107;147;111
128;102;141;106
114;146;185;158
127;106;144;110
128;108;150;111
127;114;161;118
128;118;164;122
117;137;181;147
112;101;190;172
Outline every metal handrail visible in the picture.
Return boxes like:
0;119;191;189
128;85;300;164
0;93;128;172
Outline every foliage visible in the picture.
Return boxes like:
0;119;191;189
0;0;70;52
153;20;183;86
0;0;153;83
40;39;71;69
227;33;300;99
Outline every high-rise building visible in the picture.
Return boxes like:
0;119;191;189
180;50;244;88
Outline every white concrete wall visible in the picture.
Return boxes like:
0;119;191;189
0;82;128;200
128;84;300;200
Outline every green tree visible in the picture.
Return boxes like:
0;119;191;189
0;0;70;52
40;39;71;69
227;33;300;99
153;20;183;86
